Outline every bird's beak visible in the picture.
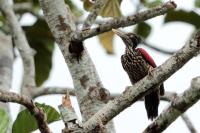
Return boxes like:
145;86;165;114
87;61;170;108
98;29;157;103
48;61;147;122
112;29;131;47
112;29;128;39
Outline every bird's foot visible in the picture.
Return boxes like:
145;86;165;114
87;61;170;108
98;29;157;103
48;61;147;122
148;67;155;76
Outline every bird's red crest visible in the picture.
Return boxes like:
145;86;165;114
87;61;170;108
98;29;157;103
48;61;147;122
137;48;157;67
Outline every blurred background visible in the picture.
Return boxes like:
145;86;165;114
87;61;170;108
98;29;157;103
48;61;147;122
2;0;199;132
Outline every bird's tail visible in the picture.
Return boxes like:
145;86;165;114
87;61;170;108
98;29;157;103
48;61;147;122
144;90;159;120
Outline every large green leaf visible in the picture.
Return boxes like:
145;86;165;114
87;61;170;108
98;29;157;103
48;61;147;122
134;22;151;38
12;103;60;133
0;108;9;133
23;19;54;86
99;0;122;17
164;10;200;28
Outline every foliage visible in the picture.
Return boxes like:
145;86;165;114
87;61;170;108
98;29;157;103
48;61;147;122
134;22;151;38
195;0;200;8
83;0;122;54
23;19;54;86
12;103;60;133
0;108;9;133
164;10;200;28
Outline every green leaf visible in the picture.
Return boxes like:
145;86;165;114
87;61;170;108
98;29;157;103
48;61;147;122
98;31;115;54
0;108;9;133
99;0;122;17
12;103;60;133
134;22;151;38
195;0;200;8
23;19;54;86
83;0;123;54
164;10;200;28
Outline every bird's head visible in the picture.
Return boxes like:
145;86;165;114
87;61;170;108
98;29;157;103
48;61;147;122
112;29;142;51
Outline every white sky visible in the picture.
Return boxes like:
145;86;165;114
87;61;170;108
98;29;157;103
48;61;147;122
10;0;200;132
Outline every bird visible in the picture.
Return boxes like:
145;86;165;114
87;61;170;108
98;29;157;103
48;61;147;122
112;29;164;120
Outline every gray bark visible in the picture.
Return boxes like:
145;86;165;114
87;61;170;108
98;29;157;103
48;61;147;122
0;31;13;132
72;1;177;42
0;0;36;97
38;0;114;132
0;89;51;133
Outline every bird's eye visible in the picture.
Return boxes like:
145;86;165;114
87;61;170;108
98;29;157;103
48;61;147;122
130;35;134;38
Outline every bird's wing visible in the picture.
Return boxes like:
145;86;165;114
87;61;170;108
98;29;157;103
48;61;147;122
138;48;165;95
137;48;157;68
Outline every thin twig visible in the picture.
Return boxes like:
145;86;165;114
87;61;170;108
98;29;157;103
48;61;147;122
13;2;33;12
0;0;36;96
32;87;74;99
0;31;14;132
181;114;197;133
0;89;51;133
82;0;105;29
143;77;200;133
32;87;175;101
72;1;177;42
142;41;176;55
13;2;43;20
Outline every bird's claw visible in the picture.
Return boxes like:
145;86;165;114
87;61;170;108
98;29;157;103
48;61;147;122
148;67;155;76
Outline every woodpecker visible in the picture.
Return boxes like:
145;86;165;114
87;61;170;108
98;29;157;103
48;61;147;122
112;29;164;120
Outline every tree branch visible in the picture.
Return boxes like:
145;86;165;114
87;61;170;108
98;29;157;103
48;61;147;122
142;41;176;55
80;30;200;132
72;1;177;42
32;86;197;132
0;31;14;132
38;0;114;132
0;0;36;96
153;91;197;133
0;89;51;133
13;2;43;20
32;87;175;101
13;2;33;12
143;77;200;133
181;114;197;133
32;87;74;99
82;0;105;29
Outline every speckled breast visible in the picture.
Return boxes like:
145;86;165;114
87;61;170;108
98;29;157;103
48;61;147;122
121;50;150;85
